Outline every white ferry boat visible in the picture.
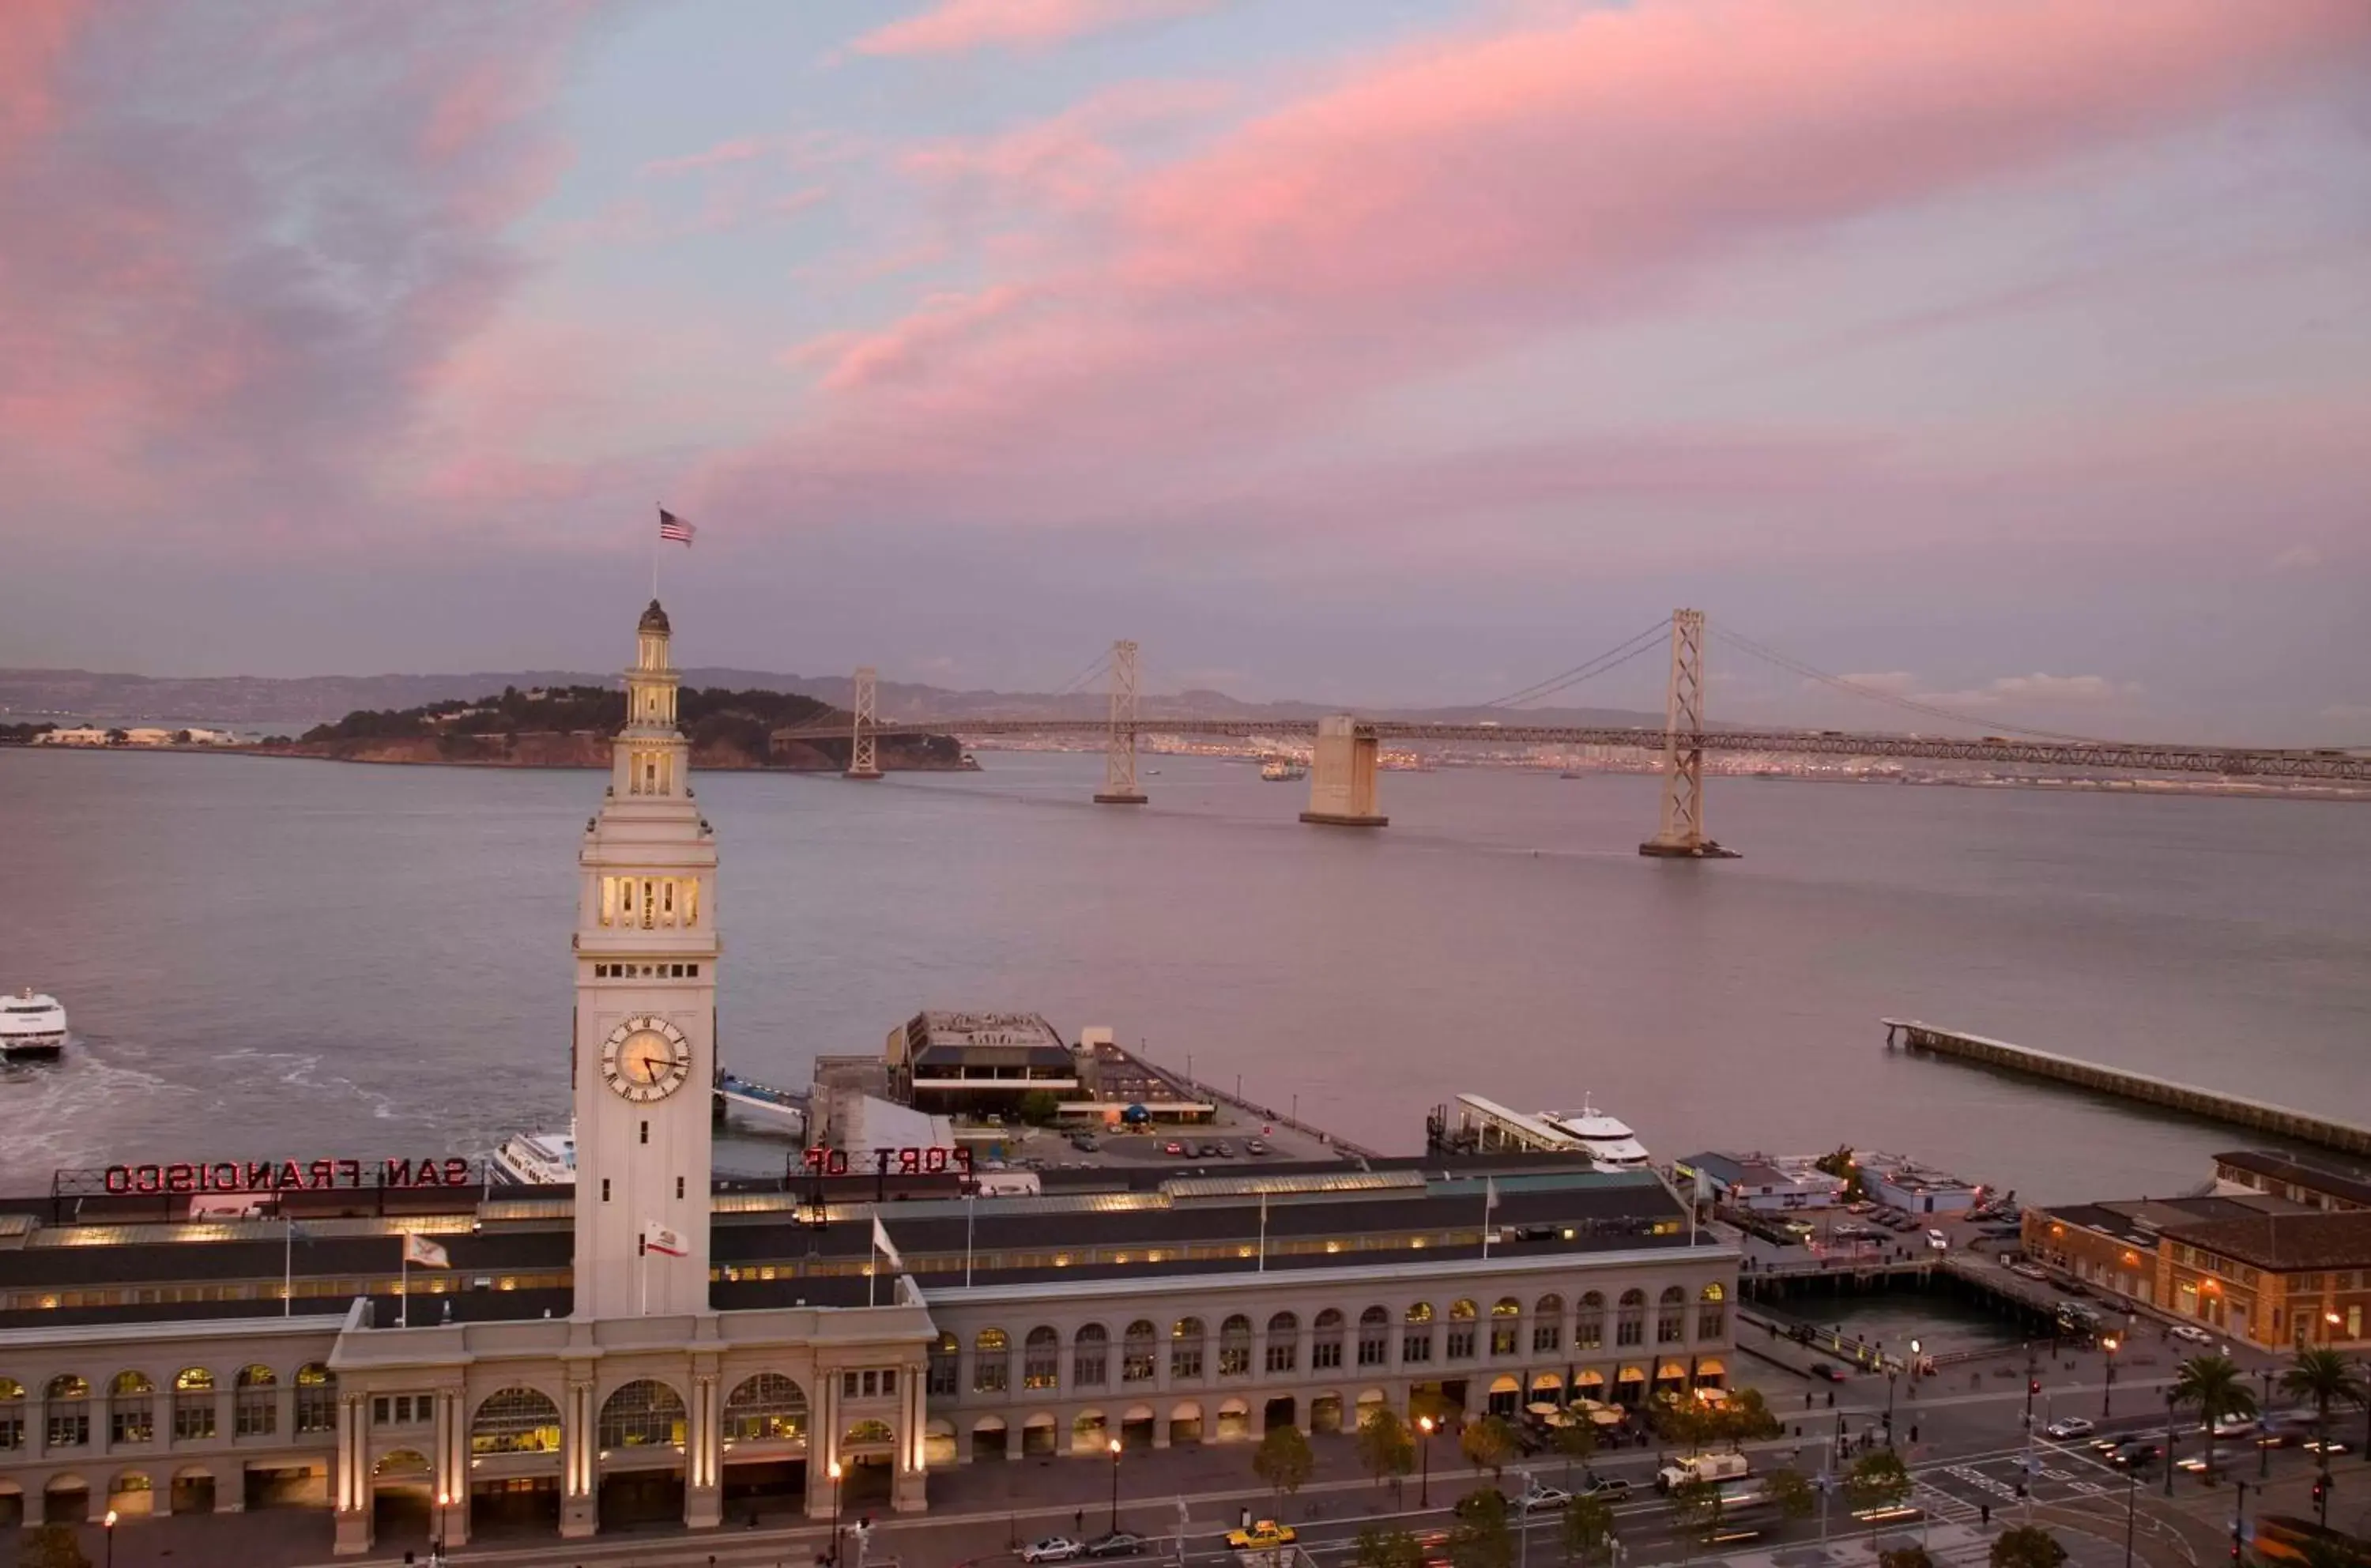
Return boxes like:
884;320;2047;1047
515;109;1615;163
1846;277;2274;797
1540;1101;1653;1172
1259;758;1308;781
490;1129;575;1186
0;989;66;1058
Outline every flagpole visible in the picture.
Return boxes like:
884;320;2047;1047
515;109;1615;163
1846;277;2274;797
870;1225;879;1307
401;1243;409;1329
284;1213;294;1317
964;1193;975;1288
1258;1195;1268;1274
651;505;660;601
1482;1178;1493;1260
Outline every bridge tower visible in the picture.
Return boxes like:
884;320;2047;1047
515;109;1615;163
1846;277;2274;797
1299;715;1388;827
1092;639;1148;805
845;665;882;780
1639;609;1733;858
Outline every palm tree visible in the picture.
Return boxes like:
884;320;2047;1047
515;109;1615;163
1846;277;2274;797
2169;1353;2257;1483
2281;1348;2368;1494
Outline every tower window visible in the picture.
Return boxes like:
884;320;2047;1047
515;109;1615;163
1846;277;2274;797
676;1176;685;1199
639;1121;649;1145
601;1179;611;1203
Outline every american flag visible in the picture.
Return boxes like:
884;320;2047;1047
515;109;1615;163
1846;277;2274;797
658;507;695;545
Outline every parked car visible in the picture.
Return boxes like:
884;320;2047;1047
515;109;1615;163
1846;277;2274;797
1021;1538;1084;1563
1213;1141;1236;1158
1517;1483;1572;1512
1925;1228;1950;1251
2169;1324;2214;1344
1576;1475;1633;1502
2045;1416;2097;1440
2009;1262;2050;1281
1162;1140;1187;1156
1084;1531;1149;1558
1245;1139;1269;1156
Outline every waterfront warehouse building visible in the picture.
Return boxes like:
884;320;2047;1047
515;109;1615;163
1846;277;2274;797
0;602;1737;1554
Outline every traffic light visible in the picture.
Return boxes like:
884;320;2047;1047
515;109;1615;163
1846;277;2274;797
2030;1379;2042;1396
2312;1477;2328;1506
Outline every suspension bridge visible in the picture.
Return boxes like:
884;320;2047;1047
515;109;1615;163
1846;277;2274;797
773;612;2370;858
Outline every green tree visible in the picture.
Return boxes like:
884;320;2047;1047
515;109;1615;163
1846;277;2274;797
1550;1415;1598;1491
1253;1423;1315;1501
1449;1486;1516;1568
1462;1413;1519;1481
1847;1448;1911;1540
2170;1353;2258;1484
1988;1525;2070;1568
1015;1088;1062;1125
2282;1347;2368;1495
1880;1549;1936;1568
1669;1474;1725;1554
1723;1386;1783;1445
1656;1397;1714;1451
1563;1493;1617;1566
1762;1465;1818;1523
20;1526;92;1568
1353;1525;1427;1568
1357;1407;1416;1493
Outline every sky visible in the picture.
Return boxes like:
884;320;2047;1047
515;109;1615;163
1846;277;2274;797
3;0;2368;742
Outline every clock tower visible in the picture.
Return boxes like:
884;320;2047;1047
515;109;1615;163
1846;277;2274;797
571;599;720;1319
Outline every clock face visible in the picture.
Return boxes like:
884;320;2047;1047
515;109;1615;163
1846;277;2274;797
601;1015;692;1102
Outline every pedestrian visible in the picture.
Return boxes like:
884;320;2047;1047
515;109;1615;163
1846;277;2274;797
1826;1390;1836;1408
1981;1503;1992;1527
1076;1507;1085;1536
1805;1392;1814;1410
1910;1423;1919;1443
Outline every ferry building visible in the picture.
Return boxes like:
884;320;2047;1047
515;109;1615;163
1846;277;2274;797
0;602;1736;1555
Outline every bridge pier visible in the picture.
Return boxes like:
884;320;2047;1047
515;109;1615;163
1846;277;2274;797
1299;715;1388;827
1638;609;1736;858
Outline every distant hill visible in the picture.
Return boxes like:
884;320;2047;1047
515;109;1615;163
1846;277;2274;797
0;666;1672;732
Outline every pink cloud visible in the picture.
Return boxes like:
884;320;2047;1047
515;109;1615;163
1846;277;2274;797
727;0;2371;530
642;136;769;178
854;0;1218;57
901;80;1231;214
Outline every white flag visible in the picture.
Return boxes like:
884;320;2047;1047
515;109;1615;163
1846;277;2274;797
401;1233;450;1268
872;1215;903;1274
643;1220;688;1258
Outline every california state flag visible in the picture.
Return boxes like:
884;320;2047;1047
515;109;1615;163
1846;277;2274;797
643;1220;688;1258
401;1233;450;1268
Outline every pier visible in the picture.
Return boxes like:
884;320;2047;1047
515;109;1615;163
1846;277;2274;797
1883;1019;2371;1158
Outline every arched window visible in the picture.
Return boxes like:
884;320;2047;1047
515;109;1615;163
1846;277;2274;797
597;1379;686;1449
722;1374;808;1443
1657;1286;1687;1344
1023;1327;1061;1390
1698;1282;1726;1340
295;1364;337;1435
1446;1299;1479;1361
1576;1291;1606;1351
1170;1317;1206;1382
1313;1309;1345;1370
1074;1324;1109;1389
974;1329;1009;1394
1265;1313;1299;1374
1219;1316;1253;1378
1402;1302;1435;1365
1491;1297;1523;1357
1122;1321;1157;1384
47;1374;90;1448
0;1378;22;1453
108;1372;153;1446
1358;1306;1391;1367
471;1388;564;1453
1615;1289;1646;1348
172;1367;216;1442
928;1332;959;1396
234;1365;278;1438
1533;1295;1566;1355
843;1418;895;1446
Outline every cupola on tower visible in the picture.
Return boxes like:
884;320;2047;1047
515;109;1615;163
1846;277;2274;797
570;598;720;1318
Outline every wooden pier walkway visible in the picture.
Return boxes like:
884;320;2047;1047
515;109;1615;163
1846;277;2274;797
1883;1019;2371;1158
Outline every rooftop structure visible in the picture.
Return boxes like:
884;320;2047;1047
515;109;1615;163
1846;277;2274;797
2212;1148;2371;1213
1675;1152;1846;1212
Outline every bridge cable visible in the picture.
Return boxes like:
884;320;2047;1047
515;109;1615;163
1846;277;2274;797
1046;649;1114;699
1709;627;2117;744
1480;620;1674;710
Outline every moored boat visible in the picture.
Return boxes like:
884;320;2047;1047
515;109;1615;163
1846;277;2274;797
0;989;66;1058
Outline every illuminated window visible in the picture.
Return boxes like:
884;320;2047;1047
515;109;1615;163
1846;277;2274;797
597;1381;685;1448
723;1374;807;1442
173;1367;217;1441
471;1387;562;1453
109;1371;154;1445
974;1329;1010;1394
1023;1327;1060;1389
235;1365;277;1437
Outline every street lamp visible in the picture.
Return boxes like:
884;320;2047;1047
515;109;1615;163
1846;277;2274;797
1108;1437;1122;1535
2122;1468;2137;1568
2101;1335;2120;1419
828;1458;844;1566
1418;1415;1435;1510
2165;1389;2178;1498
434;1489;449;1565
104;1509;117;1568
2260;1368;2275;1480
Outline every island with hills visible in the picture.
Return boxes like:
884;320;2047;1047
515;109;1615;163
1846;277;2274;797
253;684;963;772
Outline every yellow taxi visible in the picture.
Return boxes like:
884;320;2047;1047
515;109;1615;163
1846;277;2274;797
1226;1519;1299;1550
